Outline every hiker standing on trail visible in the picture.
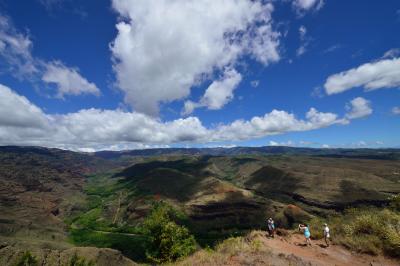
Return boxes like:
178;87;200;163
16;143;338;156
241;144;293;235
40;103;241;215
267;218;275;238
298;224;312;246
323;223;330;247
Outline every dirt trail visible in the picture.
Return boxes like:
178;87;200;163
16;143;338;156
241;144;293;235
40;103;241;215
261;233;398;266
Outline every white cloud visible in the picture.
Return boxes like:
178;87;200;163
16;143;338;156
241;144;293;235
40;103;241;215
0;84;48;128
321;144;330;148
212;107;342;141
200;68;242;110
42;61;100;98
110;0;280;116
269;140;294;146
77;147;96;153
182;101;199;117
183;68;242;114
345;97;372;119
392;107;400;115
0;15;99;98
296;46;307;57
0;15;38;78
299;25;307;39
292;0;324;14
324;57;400;95
0;84;357;150
382;48;400;59
296;25;309;56
269;140;279;146
356;140;367;147
323;44;341;54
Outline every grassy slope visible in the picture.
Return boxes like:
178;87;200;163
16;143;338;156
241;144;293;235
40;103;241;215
67;172;150;261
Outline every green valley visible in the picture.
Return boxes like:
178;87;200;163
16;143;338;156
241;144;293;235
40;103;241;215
1;146;400;265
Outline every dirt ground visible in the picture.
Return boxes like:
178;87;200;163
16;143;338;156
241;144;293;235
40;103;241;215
260;233;398;266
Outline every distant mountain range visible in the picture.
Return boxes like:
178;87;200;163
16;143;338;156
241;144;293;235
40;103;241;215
2;145;400;159
93;146;400;160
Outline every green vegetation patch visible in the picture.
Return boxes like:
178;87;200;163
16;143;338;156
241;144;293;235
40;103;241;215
308;202;400;257
14;251;38;266
142;201;196;263
69;228;148;261
68;253;95;266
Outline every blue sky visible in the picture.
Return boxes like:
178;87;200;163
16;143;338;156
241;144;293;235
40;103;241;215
0;0;399;151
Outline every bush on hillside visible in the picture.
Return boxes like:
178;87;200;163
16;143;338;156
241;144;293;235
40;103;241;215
69;253;95;266
390;193;400;211
15;251;38;266
142;201;196;263
309;207;400;257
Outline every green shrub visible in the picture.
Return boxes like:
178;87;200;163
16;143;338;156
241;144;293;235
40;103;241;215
69;253;95;266
390;194;400;211
143;202;197;263
341;234;382;255
382;226;400;256
314;207;400;257
14;251;38;266
69;228;147;262
307;217;326;240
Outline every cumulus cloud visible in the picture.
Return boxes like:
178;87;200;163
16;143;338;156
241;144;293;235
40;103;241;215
110;0;280;116
42;61;100;98
392;107;400;115
182;68;242;115
324;57;400;95
0;84;48;128
292;0;324;15
211;107;342;141
345;97;373;119
0;84;356;150
0;14;99;97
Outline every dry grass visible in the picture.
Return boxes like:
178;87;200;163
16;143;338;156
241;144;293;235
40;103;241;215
173;231;273;266
308;207;400;257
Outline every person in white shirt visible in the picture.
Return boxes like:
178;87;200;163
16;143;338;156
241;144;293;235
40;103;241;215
267;218;275;238
323;223;330;247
